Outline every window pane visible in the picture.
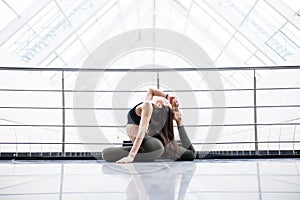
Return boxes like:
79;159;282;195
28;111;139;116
281;23;300;48
5;0;36;14
282;0;300;12
0;1;17;31
266;31;299;60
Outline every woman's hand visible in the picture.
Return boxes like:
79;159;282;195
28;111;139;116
116;155;134;164
167;95;176;107
171;98;183;126
169;96;180;111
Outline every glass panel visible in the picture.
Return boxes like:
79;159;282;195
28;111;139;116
47;57;66;69
214;15;235;34
178;0;192;9
281;23;300;48
0;108;61;125
255;51;274;65
281;23;300;47
2;25;29;51
0;91;61;107
0;71;61;90
27;2;56;27
282;0;300;12
257;107;300;124
246;55;264;66
258;124;299;151
193;126;255;151
216;53;236;66
2;0;94;64
208;21;232;47
0;1;17;31
226;38;252;61
5;0;36;14
0;126;61;152
266;31;299;60
247;1;286;39
202;0;256;27
157;0;186;31
235;32;257;53
77;15;97;35
190;1;214;30
257;90;300;107
256;69;300;88
60;39;85;63
39;53;57;67
197;108;253;125
58;0;95;22
200;39;222;61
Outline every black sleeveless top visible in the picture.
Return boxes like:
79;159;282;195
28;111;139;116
127;102;143;125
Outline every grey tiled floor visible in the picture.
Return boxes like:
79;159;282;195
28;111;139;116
0;159;299;199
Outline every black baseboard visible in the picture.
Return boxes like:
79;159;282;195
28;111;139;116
0;150;299;160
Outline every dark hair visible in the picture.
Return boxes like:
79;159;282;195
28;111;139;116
148;105;180;159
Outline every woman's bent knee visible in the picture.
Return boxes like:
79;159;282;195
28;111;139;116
102;147;129;162
102;147;114;162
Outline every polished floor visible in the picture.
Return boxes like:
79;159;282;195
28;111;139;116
0;159;299;200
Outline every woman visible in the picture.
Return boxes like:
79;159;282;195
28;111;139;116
102;88;195;163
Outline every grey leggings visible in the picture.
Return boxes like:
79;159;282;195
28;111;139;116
102;126;196;162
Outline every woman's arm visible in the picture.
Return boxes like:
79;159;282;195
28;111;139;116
172;99;195;153
145;88;169;101
117;102;153;163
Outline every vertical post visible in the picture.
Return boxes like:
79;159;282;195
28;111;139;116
292;126;296;155
62;70;66;155
253;70;259;155
156;70;160;89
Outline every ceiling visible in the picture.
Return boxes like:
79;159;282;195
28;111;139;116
0;0;299;68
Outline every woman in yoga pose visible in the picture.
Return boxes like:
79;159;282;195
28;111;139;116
102;88;195;163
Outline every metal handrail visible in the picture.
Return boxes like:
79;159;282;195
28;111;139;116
0;65;300;71
1;87;300;92
0;140;299;145
0;123;299;127
1;105;300;110
0;65;300;156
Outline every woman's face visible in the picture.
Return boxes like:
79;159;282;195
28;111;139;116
152;96;171;108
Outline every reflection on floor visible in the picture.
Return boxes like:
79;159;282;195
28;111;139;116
0;159;299;200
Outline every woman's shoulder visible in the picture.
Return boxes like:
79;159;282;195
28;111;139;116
136;101;154;108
